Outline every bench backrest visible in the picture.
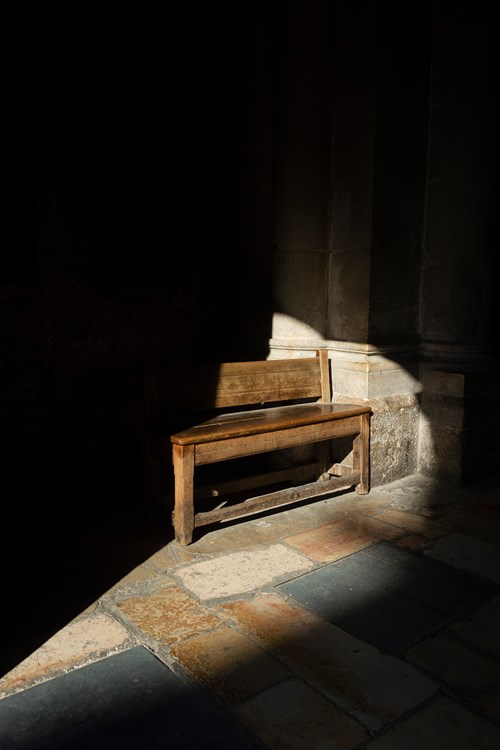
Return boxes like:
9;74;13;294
144;349;331;421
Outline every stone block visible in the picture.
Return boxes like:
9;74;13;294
333;100;375;180
335;15;377;102
276;99;331;182
327;250;370;341
368;395;420;486
331;178;373;252
420;392;464;429
420;258;487;341
272;252;328;337
273;181;330;251
418;418;463;484
418;367;500;483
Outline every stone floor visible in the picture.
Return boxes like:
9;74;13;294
1;472;500;749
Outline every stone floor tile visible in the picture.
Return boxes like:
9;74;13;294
480;684;500;723
116;586;223;646
233;678;368;750
221;594;436;731
395;534;430;550
418;506;452;519
423;532;500;584
405;632;500;689
0;646;260;750
189;498;351;552
366;542;497;599
102;563;160;597
437;506;500;544
368;473;460;511
376;509;451;538
3;472;499;749
170;625;289;704
0;613;133;698
366;694;500;749
145;543;203;570
311;490;395;518
451;595;500;658
173;545;314;600
187;492;392;556
277;550;467;654
284;515;405;562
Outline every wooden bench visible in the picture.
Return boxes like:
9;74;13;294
144;349;371;545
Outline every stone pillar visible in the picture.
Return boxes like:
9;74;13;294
418;3;499;483
268;1;498;486
269;2;432;485
330;2;433;485
269;0;332;351
420;5;497;358
419;367;500;484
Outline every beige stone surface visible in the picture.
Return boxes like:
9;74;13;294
184;494;375;554
117;586;222;645
221;594;436;730
406;633;500;688
376;509;450;538
171;626;289;703
0;613;133;697
103;563;159;596
395;534;429;550
284;514;404;562
368;472;454;511
146;542;202;569
234;678;368;750
366;694;500;749
173;545;314;600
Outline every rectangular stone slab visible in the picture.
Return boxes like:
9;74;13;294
277;543;490;654
0;646;259;750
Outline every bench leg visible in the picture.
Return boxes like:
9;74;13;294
172;443;195;545
353;412;370;494
316;440;333;481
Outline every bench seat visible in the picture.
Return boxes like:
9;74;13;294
171;402;372;445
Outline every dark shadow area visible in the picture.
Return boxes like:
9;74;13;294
277;538;500;656
1;453;169;676
0;646;262;749
2;1;272;674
